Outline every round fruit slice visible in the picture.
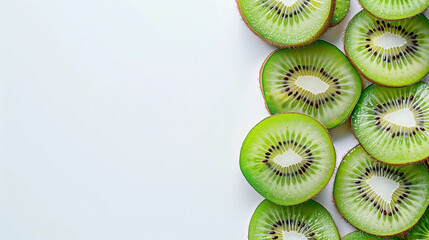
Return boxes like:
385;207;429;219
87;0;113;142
249;199;340;240
236;0;334;47
334;145;429;236
331;0;349;26
342;231;400;240
351;82;429;164
408;208;429;240
345;11;429;87
358;0;429;20
240;113;335;205
260;40;361;129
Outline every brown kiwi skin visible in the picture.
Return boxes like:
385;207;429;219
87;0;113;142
259;47;357;129
332;145;412;237
358;2;429;22
236;0;336;48
342;20;429;88
240;112;337;206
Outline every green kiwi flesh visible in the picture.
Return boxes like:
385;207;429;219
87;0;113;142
395;232;407;240
261;40;361;129
423;160;429;171
334;145;429;236
345;11;429;87
237;0;334;47
342;231;400;240
331;0;349;25
240;113;336;205
249;199;340;240
408;208;429;240
351;82;429;165
359;0;429;20
359;74;373;90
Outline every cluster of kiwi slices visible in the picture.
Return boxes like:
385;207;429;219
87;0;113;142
237;0;429;239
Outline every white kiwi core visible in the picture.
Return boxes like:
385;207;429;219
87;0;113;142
384;108;417;128
373;32;407;49
273;150;302;167
367;176;399;202
278;0;299;7
295;76;329;95
283;231;307;240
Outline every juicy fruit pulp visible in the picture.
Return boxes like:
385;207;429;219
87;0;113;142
249;199;340;240
331;0;349;25
342;231;400;240
237;0;334;46
261;40;361;129
351;82;429;164
408;208;429;240
359;0;429;20
334;145;429;236
345;11;429;87
240;113;335;205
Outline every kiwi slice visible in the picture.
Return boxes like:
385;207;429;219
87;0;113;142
351;82;429;165
240;113;335;205
334;145;429;236
236;0;334;47
331;0;349;26
260;40;361;129
408;208;429;240
249;199;340;240
342;231;400;240
358;0;429;20
423;160;429;171
345;11;429;87
395;233;407;240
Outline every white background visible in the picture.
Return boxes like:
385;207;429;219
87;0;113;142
0;0;428;239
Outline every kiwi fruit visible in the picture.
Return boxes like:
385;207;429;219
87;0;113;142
331;0;349;26
236;0;335;47
334;145;429;236
249;199;340;240
423;160;429;171
240;113;336;205
358;0;429;20
345;11;429;87
395;233;407;240
408;208;429;240
260;40;361;129
342;231;400;240
359;74;373;90
351;82;429;165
